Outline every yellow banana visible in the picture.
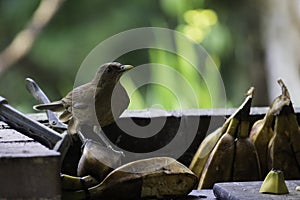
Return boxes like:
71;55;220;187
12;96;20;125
61;174;99;191
62;157;197;200
259;169;289;194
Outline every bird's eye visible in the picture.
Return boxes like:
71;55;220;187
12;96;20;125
120;66;125;70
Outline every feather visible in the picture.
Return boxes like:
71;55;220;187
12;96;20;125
33;101;64;112
59;110;72;122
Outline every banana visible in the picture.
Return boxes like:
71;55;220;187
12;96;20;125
77;140;122;181
232;120;261;181
61;138;123;193
267;79;300;179
190;87;253;180
197;87;257;189
278;82;300;169
232;88;261;181
250;79;295;179
61;174;99;191
259;169;289;194
249;113;274;179
62;157;197;200
189;119;230;178
268;111;300;179
287;111;300;168
197;117;238;189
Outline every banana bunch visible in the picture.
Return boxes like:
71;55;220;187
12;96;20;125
188;90;251;179
250;79;300;180
193;87;261;189
62;157;197;200
249;79;292;178
266;80;300;179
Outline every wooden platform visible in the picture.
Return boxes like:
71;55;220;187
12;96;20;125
213;181;300;200
0;121;61;199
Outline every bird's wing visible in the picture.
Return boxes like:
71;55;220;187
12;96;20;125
61;83;94;110
111;82;130;117
73;102;89;109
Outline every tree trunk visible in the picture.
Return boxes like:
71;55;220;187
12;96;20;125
262;0;300;105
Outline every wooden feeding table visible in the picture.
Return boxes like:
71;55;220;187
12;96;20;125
213;180;300;200
1;108;300;199
0;114;61;199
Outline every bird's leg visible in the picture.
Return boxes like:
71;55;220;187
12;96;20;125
93;126;125;157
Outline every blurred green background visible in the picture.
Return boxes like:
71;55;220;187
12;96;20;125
0;0;269;112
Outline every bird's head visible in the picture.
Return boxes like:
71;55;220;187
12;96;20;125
93;62;134;85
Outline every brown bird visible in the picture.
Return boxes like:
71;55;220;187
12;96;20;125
34;62;133;149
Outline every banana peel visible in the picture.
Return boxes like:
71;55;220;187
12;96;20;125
268;109;300;179
267;80;300;179
61;174;99;191
259;169;289;194
189;121;230;178
77;140;122;181
232;120;261;181
287;112;300;167
190;87;253;180
232;88;261;181
62;157;197;200
250;79;300;182
249;114;274;179
197;87;263;188
197;118;238;189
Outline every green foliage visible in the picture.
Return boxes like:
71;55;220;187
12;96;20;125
122;5;228;110
0;0;256;112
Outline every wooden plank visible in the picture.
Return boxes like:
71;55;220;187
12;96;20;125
186;190;217;199
0;129;33;143
0;127;61;199
0;154;61;199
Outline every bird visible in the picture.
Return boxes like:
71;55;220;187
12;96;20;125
34;62;133;151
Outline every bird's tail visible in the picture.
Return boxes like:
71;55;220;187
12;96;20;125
33;101;64;112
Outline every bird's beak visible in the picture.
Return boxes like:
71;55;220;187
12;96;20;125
120;65;134;72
